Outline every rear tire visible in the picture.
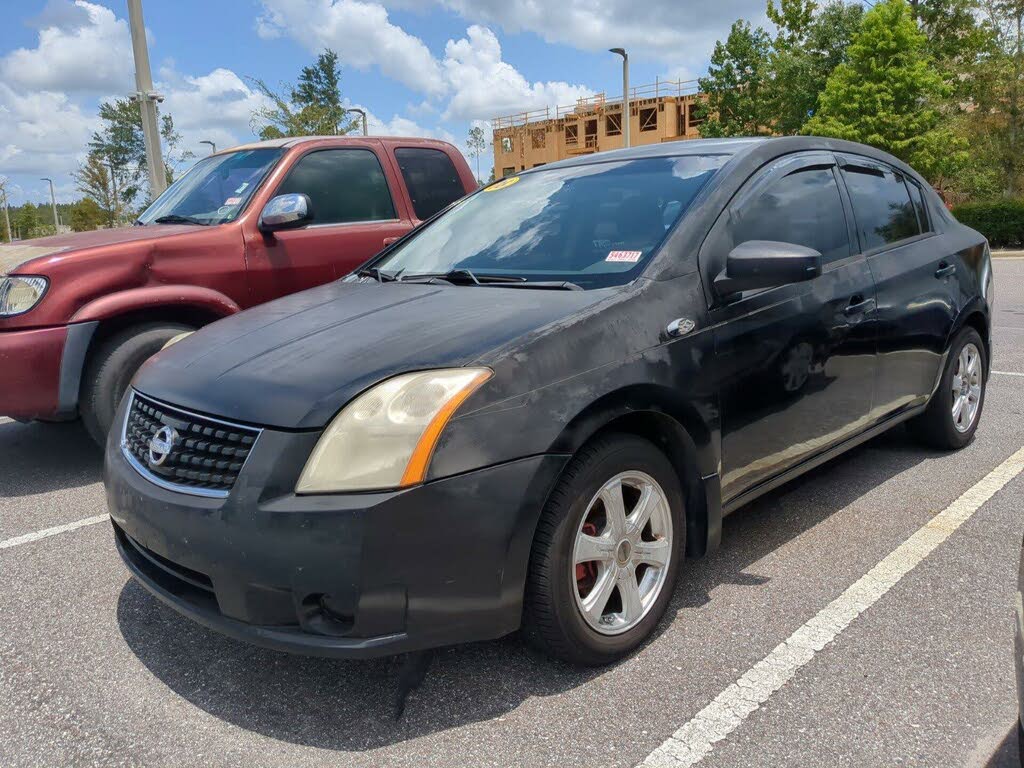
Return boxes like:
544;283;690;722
80;323;193;446
908;327;986;450
522;433;685;665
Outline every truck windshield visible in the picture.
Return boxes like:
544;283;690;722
136;148;285;226
372;155;727;290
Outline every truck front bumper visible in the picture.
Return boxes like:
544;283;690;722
0;322;96;421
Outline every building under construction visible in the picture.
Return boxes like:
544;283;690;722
492;79;705;177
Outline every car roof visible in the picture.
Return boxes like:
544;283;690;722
522;135;923;181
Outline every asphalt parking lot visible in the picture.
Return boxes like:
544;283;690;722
2;258;1023;768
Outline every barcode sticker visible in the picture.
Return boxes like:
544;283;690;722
606;250;643;263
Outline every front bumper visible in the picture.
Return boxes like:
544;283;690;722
0;325;66;420
105;409;567;658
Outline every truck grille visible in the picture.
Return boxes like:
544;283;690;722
121;391;260;497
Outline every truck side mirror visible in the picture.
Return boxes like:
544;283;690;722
258;193;312;233
713;240;822;298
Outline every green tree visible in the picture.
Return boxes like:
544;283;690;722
74;153;118;227
13;205;40;240
967;0;1024;197
69;198;106;232
250;49;358;139
698;20;775;137
466;126;488;183
770;1;864;134
803;0;963;180
88;98;189;212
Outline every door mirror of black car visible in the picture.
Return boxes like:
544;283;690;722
713;240;822;298
259;193;313;233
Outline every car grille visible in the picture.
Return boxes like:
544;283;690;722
121;391;260;497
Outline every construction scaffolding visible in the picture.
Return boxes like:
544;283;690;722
492;78;706;176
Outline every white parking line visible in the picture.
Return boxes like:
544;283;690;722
0;514;109;550
994;370;1024;377
640;445;1024;768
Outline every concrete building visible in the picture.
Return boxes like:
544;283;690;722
492;79;705;177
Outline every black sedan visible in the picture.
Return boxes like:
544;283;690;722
105;136;994;665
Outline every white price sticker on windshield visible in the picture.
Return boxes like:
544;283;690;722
606;250;642;263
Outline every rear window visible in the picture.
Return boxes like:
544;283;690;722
842;163;921;251
394;147;467;220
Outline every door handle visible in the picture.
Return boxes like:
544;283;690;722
843;295;873;315
935;262;956;278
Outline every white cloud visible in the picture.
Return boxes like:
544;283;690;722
441;26;592;121
0;84;97;183
0;1;135;94
256;0;446;96
158;67;269;157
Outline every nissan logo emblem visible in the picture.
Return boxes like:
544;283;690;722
148;425;179;467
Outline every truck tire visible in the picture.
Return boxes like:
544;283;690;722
80;323;193;446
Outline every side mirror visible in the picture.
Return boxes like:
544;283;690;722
714;240;822;298
258;193;312;232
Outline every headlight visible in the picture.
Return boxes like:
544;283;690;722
0;276;48;316
296;368;492;493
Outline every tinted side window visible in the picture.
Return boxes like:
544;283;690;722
908;181;931;233
277;149;396;225
730;166;850;263
394;148;466;220
842;164;920;250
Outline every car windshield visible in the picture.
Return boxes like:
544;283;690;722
136;148;285;226
372;155;727;289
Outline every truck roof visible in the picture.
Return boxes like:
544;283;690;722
223;135;457;153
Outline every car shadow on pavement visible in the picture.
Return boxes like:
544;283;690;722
982;723;1021;767
116;426;932;752
0;419;101;497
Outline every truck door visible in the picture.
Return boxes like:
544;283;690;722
243;145;414;304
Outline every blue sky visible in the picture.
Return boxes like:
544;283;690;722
0;0;770;206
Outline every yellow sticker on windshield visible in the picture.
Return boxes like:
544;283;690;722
486;176;520;192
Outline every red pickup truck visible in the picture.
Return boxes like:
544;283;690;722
0;136;476;442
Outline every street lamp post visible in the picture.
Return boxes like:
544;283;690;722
41;178;59;232
345;108;368;137
200;140;217;154
609;48;630;148
127;0;167;198
0;185;12;243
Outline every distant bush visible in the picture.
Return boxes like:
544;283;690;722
952;199;1024;248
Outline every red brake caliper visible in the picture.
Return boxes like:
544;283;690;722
575;522;599;596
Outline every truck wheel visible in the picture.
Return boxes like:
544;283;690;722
522;433;685;665
80;323;193;446
908;326;987;450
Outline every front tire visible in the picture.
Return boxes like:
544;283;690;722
522;433;685;665
80;323;193;446
908;326;986;450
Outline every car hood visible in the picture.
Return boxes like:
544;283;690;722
0;225;200;275
135;279;605;430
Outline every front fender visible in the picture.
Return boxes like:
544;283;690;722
69;285;241;323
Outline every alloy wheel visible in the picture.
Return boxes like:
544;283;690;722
951;342;982;433
571;471;673;636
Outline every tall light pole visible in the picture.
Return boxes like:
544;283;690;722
127;0;166;198
41;178;59;231
345;108;368;136
200;140;217;154
0;185;12;243
610;48;630;148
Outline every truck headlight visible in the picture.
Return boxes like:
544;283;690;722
296;368;492;493
0;276;48;316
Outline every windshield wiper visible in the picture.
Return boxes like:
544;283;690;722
482;280;584;291
150;214;208;225
403;269;528;286
356;266;403;283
